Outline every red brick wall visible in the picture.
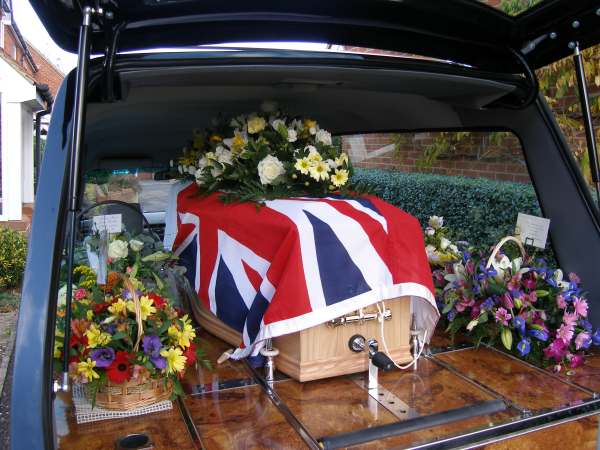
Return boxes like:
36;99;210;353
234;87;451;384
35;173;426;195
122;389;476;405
345;132;532;183
27;43;64;98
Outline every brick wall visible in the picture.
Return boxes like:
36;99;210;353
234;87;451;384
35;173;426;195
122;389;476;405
27;42;64;98
345;132;532;183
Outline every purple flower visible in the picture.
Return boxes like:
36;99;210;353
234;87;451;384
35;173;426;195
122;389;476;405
556;323;574;344
142;335;162;357
517;338;531;357
569;353;584;368
593;329;600;346
150;355;167;369
512;317;526;336
447;309;457;322
581;320;593;332
544;339;567;362
90;347;115;368
481;298;495;310
568;272;581;284
528;328;548;342
575;332;592;350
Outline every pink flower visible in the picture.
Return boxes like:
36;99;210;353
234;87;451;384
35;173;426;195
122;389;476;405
523;277;536;290
500;293;513;309
563;312;578;326
575;332;592;350
574;297;588;318
556;294;567;309
507;276;521;292
126;266;133;273
470;305;481;319
569;353;584;368
494;307;512;326
556;323;574;344
455;297;474;312
74;288;87;300
544;339;568;361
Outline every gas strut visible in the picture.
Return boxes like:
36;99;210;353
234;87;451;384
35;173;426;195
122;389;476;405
59;5;98;393
570;41;600;212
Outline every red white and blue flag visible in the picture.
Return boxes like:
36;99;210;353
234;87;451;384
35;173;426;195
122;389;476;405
167;182;438;358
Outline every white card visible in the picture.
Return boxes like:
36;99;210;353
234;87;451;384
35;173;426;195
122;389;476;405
516;213;550;249
92;214;122;234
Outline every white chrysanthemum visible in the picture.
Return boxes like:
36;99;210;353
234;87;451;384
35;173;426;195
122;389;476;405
257;155;285;185
294;157;311;175
108;240;128;260
331;169;348;187
287;129;297;142
316;129;332;146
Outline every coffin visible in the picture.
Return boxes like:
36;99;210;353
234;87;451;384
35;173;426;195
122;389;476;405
195;296;412;382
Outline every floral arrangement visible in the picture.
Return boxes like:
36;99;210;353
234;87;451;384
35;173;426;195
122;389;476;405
172;101;358;202
426;216;600;372
424;215;461;266
55;230;207;404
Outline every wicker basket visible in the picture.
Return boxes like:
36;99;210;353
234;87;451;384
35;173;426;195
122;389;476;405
93;376;173;411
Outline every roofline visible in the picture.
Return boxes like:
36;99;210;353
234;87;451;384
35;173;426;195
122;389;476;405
2;0;38;72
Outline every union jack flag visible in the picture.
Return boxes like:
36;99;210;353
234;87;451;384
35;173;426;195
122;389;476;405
167;183;438;358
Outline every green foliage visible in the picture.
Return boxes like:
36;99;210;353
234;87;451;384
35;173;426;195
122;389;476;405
498;0;543;16
0;227;28;290
352;168;540;247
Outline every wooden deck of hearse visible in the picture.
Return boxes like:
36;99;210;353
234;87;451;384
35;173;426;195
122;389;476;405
54;330;600;449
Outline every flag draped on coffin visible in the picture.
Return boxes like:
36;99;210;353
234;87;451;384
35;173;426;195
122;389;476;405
167;182;439;359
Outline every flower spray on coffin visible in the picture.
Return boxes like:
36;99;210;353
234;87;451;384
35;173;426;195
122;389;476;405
172;103;364;202
430;226;600;372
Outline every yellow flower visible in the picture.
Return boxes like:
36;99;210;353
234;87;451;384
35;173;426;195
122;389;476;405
294;157;311;175
85;324;111;348
307;151;322;163
160;347;187;374
209;134;222;142
126;295;156;321
86;310;94;321
77;358;100;382
331;169;349;187
247;116;266;134
108;298;128;317
335;152;349;167
309;160;330;181
54;340;63;358
303;119;317;132
230;133;247;153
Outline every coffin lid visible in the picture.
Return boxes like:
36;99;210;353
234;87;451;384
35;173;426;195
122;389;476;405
30;0;600;73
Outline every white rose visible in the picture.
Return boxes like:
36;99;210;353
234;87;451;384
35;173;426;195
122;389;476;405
247;116;267;134
287;129;297;142
316;129;332;146
108;240;128;260
428;215;444;229
425;227;435;236
257;155;285;185
261;100;278;113
129;239;144;252
440;237;451;250
309;126;317;135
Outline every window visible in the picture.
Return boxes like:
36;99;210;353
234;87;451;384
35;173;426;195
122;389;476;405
344;131;554;259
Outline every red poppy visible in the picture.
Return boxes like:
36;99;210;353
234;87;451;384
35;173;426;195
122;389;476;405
183;342;197;365
107;351;133;384
147;292;166;309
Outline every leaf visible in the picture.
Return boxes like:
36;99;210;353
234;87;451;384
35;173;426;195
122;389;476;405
535;290;550;298
111;331;127;340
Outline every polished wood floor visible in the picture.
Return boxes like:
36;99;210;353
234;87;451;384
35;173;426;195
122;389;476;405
55;330;600;449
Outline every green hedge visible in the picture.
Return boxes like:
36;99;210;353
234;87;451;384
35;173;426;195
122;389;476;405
0;227;28;290
353;168;540;247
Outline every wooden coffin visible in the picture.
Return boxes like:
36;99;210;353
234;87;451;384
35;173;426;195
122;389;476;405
195;297;412;382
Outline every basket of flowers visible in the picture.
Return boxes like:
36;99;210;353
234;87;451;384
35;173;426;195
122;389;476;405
426;216;600;373
55;233;207;410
